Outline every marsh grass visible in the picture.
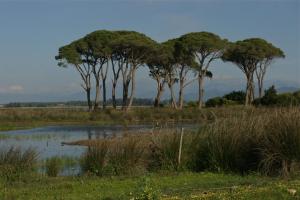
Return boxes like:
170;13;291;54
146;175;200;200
45;157;63;177
259;109;300;177
0;106;253;131
0;147;38;182
77;107;300;177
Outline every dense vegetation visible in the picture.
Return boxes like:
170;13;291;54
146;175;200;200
205;87;300;107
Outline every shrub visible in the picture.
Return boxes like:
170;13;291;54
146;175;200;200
186;101;197;108
45;157;63;177
206;97;237;107
205;97;224;107
223;90;246;104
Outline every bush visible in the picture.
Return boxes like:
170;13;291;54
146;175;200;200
45;157;63;177
206;97;237;107
223;90;246;104
254;86;299;106
186;101;197;108
205;97;224;107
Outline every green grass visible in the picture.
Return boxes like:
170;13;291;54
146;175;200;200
0;106;249;131
0;172;299;199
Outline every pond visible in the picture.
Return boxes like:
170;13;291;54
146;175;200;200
0;124;198;175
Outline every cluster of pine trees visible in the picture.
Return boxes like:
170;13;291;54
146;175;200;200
56;30;284;111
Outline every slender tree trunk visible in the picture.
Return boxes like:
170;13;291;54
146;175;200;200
112;81;117;109
258;77;264;98
245;73;255;106
154;82;164;107
102;79;107;109
168;83;177;109
178;78;184;110
122;82;129;110
198;75;205;109
86;88;92;111
127;69;136;111
94;79;101;110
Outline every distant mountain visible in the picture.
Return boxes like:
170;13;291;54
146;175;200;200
0;79;299;104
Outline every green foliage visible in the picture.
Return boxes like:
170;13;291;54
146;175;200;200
45;157;63;177
223;90;246;104
179;32;228;60
131;177;160;200
222;38;284;66
254;86;300;106
205;97;237;107
186;101;197;108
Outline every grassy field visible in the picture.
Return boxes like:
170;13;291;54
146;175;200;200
0;106;280;131
1;172;299;200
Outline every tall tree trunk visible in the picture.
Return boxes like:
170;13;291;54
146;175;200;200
102;79;107;109
127;69;136;111
122;82;129;110
178;78;184;110
198;75;205;109
154;82;164;107
169;83;177;109
101;64;109;110
258;77;264;98
245;73;255;106
94;79;101;110
86;88;92;111
112;81;117;109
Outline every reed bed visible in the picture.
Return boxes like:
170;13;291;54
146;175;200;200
76;107;300;178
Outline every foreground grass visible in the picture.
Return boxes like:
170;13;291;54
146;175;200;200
0;172;299;200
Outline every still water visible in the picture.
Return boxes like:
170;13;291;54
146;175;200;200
0;125;157;159
0;124;197;175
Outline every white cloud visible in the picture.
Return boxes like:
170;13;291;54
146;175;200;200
0;85;24;93
9;85;24;91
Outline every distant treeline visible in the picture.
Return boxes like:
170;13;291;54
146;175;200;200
4;98;155;108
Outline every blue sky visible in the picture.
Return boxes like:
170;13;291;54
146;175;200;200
0;0;299;103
